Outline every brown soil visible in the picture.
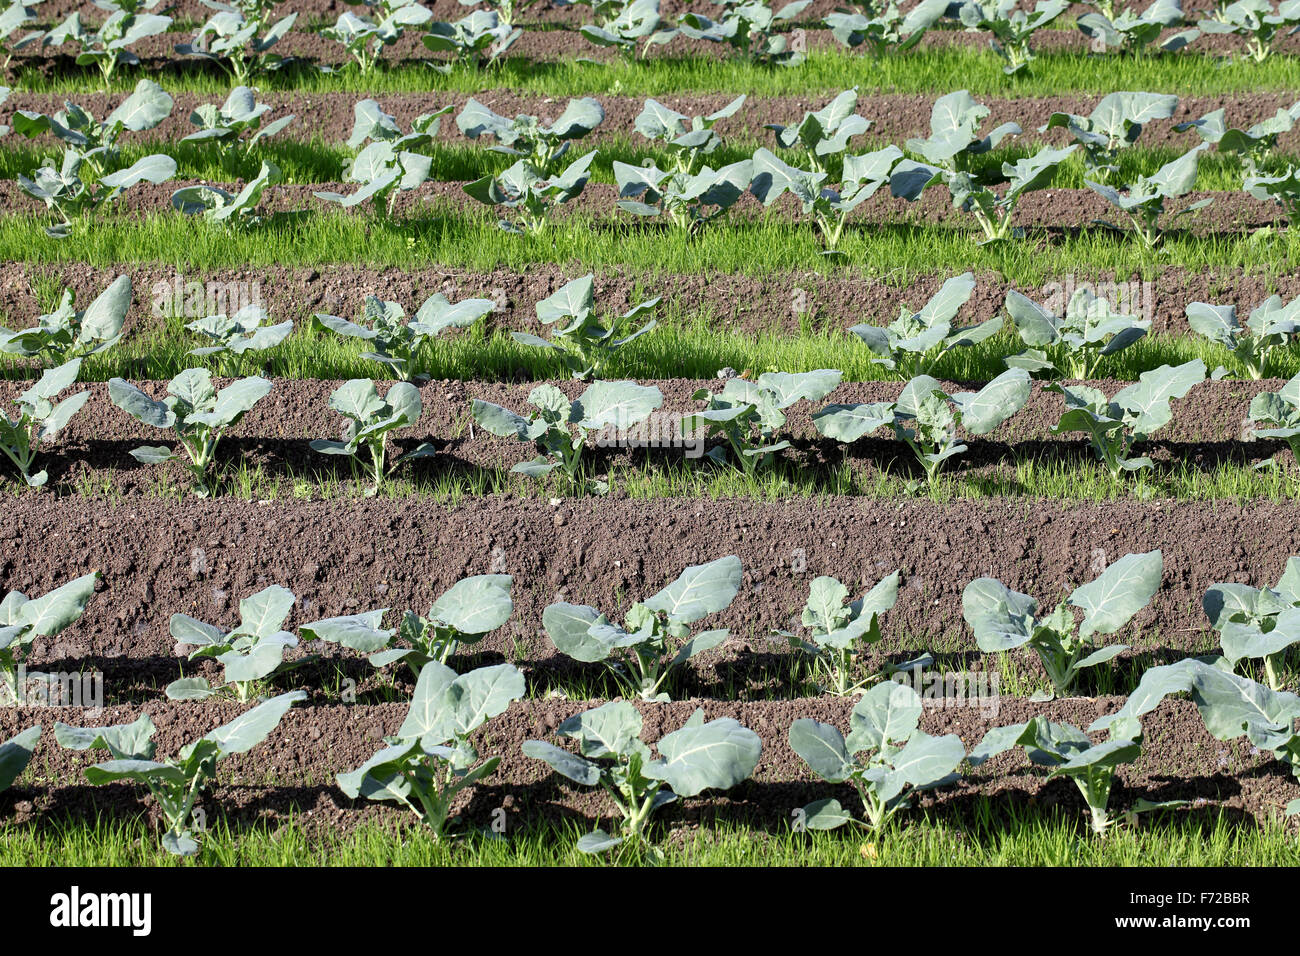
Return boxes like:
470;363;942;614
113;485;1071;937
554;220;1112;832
9;89;1300;155
0;261;1291;342
2;258;1295;344
0;175;1284;240
2;493;1298;685
0;693;1293;841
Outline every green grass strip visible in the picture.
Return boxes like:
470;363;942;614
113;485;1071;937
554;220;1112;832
0;204;1295;281
1;806;1294;865
12;47;1300;97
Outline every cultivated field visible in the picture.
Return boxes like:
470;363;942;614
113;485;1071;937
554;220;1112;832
2;0;1300;866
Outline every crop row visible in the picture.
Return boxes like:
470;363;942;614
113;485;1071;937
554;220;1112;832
4;0;1299;84
5;271;1300;494
6;83;1300;245
4;545;1300;856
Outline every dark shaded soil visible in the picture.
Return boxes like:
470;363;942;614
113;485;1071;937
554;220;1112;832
2;493;1299;678
9;89;1300;156
0;261;1292;342
0;694;1293;841
0;375;1289;510
0;372;1283;446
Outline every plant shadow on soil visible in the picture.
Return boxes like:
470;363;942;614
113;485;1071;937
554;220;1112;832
13;431;1291;501
32;639;1222;709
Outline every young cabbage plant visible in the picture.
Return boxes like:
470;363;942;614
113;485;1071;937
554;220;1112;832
613;158;753;233
315;100;452;217
897;143;1076;243
338;662;524;838
893;91;1069;242
56;691;305;855
184;304;291;378
1003;286;1150;379
684;369;842;475
962;550;1163;699
310;379;435;493
897;90;1021;178
467;150;598;233
1197;0;1300;61
166;585;310;702
12;77;173;156
580;0;672;56
763;88;870;176
1240;164;1300;226
458;97;605;174
0;359;90;487
302;574;513;675
0;572;99;696
1041;92;1178;178
969;715;1155;833
0;273;131;367
777;572;901;696
461;97;603;232
313;291;495;382
749;145;902;251
180;86;295;171
1048;359;1206;477
320;0;431;74
0;2;41;69
955;0;1069;73
12;80;177;237
175;0;298;82
1092;657;1300;813
842;273;994;378
524;701;762;855
1250;370;1300;472
43;3;172;87
813;370;1031;486
1085;143;1210;249
511;273;657;380
472;380;663;495
543;555;741;700
108;368;273;496
1204;558;1300;689
790;680;965;833
464;0;537;29
422;8;520;71
676;0;813;66
1176;101;1300;176
1186;296;1300;380
824;0;947;57
0;727;39;795
631;94;745;175
1076;0;1197;54
172;161;285;230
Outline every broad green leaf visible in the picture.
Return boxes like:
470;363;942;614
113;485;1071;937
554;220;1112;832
788;718;851;782
646;716;761;797
1069;550;1162;639
642;556;742;624
203;689;306;756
